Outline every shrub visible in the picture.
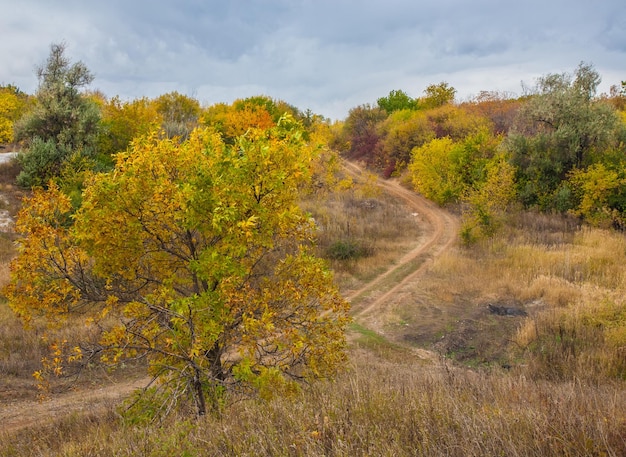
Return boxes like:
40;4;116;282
326;239;370;260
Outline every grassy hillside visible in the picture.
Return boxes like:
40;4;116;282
3;349;624;456
1;160;625;455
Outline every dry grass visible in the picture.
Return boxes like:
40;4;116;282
425;226;626;307
1;350;624;456
415;211;626;380
301;174;422;290
0;300;46;396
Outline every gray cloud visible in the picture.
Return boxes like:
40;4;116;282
1;0;624;119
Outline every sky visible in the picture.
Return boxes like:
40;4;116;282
1;0;625;120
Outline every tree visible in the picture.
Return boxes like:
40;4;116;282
0;84;31;144
97;95;161;157
154;91;200;139
219;102;275;142
569;162;626;229
201;96;302;145
233;95;300;123
464;91;522;134
377;89;419;113
5;115;350;417
408;129;502;205
339;104;386;165
408;137;462;204
426;104;491;140
460;153;517;243
14;43;100;187
507;63;622;210
376;109;434;176
420;82;456;109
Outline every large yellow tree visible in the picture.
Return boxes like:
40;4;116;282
6;115;349;416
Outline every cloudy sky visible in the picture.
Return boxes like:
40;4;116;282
1;0;625;119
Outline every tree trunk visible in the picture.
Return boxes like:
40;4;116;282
193;370;206;417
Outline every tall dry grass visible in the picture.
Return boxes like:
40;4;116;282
0;300;47;385
1;350;624;456
423;211;626;381
301;173;422;289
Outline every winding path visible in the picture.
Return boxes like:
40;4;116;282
342;160;458;316
342;160;458;360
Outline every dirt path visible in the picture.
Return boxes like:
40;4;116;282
342;161;458;359
342;161;458;310
0;160;458;434
0;377;149;435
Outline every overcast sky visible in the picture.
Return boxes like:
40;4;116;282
1;0;625;120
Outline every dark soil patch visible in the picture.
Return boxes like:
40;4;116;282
402;299;529;368
488;303;527;316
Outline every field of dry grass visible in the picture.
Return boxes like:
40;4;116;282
1;160;625;455
413;212;626;380
2;349;624;456
301;172;423;290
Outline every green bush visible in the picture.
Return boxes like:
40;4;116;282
326;239;370;260
16;138;67;188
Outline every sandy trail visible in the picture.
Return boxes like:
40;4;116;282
342;161;458;361
0;377;149;435
342;160;458;314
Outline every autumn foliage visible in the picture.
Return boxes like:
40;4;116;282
5;116;350;416
334;65;626;237
0;85;31;144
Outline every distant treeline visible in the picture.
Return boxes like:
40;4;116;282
333;64;626;240
2;53;625;237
